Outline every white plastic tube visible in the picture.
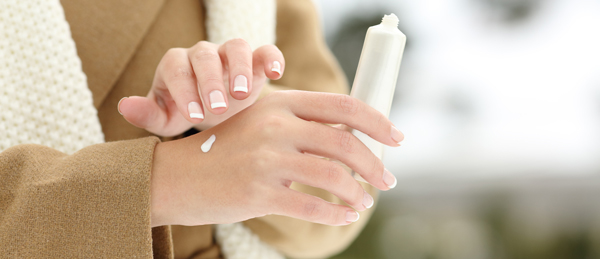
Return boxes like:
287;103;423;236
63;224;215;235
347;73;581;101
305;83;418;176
350;14;406;182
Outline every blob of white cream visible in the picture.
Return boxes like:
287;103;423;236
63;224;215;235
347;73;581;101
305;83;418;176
201;134;216;153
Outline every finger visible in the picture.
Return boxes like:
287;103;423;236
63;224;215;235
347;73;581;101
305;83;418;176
253;45;285;80
157;48;205;123
272;187;360;226
188;41;228;115
293;121;392;191
271;91;403;147
218;39;253;100
282;153;373;211
118;96;166;132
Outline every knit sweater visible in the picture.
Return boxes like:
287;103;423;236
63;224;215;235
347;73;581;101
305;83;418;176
0;0;104;154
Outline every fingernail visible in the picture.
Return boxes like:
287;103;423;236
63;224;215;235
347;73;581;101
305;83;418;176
209;90;227;109
117;97;127;115
346;211;360;223
233;75;248;93
271;61;281;75
383;168;397;189
363;191;374;209
391;125;404;144
188;102;204;119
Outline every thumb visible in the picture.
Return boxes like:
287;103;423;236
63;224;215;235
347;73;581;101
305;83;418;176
118;96;169;135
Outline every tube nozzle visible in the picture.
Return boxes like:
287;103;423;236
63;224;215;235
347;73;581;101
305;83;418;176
382;13;399;27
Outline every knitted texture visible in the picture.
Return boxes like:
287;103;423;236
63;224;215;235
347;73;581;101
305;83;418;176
216;223;285;259
204;0;276;50
203;0;283;258
0;0;104;154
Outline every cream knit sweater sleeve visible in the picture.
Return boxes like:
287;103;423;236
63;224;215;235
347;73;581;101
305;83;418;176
0;0;104;154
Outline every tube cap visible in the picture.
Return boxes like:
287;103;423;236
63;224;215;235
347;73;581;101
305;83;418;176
382;13;399;27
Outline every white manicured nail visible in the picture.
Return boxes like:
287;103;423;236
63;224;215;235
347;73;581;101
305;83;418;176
209;90;227;109
363;191;374;209
271;61;281;75
188;102;204;119
233;75;248;93
346;211;360;223
383;168;397;189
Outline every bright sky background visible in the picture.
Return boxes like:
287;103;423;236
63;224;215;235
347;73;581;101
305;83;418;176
316;0;600;178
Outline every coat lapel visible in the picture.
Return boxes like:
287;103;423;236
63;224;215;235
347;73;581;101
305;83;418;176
60;0;166;108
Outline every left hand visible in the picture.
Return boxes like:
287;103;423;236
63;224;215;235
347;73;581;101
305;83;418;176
118;39;284;136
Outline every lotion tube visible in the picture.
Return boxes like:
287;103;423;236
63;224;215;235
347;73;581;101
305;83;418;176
350;14;406;182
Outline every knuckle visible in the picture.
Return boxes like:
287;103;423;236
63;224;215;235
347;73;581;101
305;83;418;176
229;55;252;72
325;163;343;185
196;41;214;49
337;130;355;154
167;67;193;82
246;178;268;197
263;44;281;53
235;59;252;72
250;149;278;173
303;201;321;221
335;95;360;116
160;48;186;69
258;114;286;136
200;74;222;86
227;38;251;49
369;157;384;179
165;48;184;59
191;48;218;63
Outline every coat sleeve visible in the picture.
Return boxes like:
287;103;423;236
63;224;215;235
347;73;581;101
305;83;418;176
0;137;168;258
246;1;379;258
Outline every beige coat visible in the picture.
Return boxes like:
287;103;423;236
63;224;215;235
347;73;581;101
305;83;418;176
0;0;379;258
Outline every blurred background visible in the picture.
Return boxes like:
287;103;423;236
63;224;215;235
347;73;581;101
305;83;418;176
313;0;600;258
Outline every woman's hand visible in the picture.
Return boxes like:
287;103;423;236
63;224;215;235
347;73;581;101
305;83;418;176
118;39;284;136
150;91;404;227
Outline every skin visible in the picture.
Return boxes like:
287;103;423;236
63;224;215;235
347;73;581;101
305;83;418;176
118;39;403;227
119;39;283;136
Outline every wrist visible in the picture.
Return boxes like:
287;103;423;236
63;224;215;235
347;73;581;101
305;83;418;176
150;141;172;227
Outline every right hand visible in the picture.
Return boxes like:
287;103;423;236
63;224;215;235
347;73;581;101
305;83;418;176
150;91;404;227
